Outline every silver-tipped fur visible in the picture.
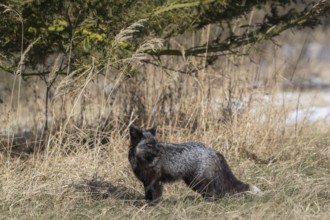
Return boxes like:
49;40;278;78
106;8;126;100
128;126;263;204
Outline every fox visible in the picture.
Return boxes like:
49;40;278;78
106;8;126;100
128;126;262;205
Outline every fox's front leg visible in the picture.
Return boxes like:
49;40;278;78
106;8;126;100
144;180;163;205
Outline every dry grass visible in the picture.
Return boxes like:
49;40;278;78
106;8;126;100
0;125;329;219
1;25;330;219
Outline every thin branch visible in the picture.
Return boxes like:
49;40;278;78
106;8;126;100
147;0;330;57
153;0;217;15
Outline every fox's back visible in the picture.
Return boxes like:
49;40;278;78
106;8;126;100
158;142;220;180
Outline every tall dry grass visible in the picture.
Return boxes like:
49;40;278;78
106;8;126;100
0;23;330;219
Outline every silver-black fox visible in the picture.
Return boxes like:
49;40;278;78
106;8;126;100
128;126;262;204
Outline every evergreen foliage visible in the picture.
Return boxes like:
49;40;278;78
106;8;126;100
0;0;329;77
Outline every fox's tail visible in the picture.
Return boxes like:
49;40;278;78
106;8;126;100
216;152;264;196
247;184;264;196
216;153;250;194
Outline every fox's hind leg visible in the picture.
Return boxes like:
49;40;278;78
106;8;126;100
199;179;218;199
184;177;217;199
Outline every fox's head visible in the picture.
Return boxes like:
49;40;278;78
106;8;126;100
129;126;159;164
129;126;157;148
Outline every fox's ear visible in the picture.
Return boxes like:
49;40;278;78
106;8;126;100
148;126;157;136
129;126;143;141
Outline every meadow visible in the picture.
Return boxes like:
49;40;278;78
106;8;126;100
0;26;329;219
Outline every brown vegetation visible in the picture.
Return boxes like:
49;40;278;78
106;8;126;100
0;25;330;219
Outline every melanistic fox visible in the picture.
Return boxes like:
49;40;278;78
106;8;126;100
128;126;262;204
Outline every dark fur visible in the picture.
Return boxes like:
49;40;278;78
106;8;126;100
128;126;251;204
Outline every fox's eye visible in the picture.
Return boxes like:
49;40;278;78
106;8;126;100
146;144;153;148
